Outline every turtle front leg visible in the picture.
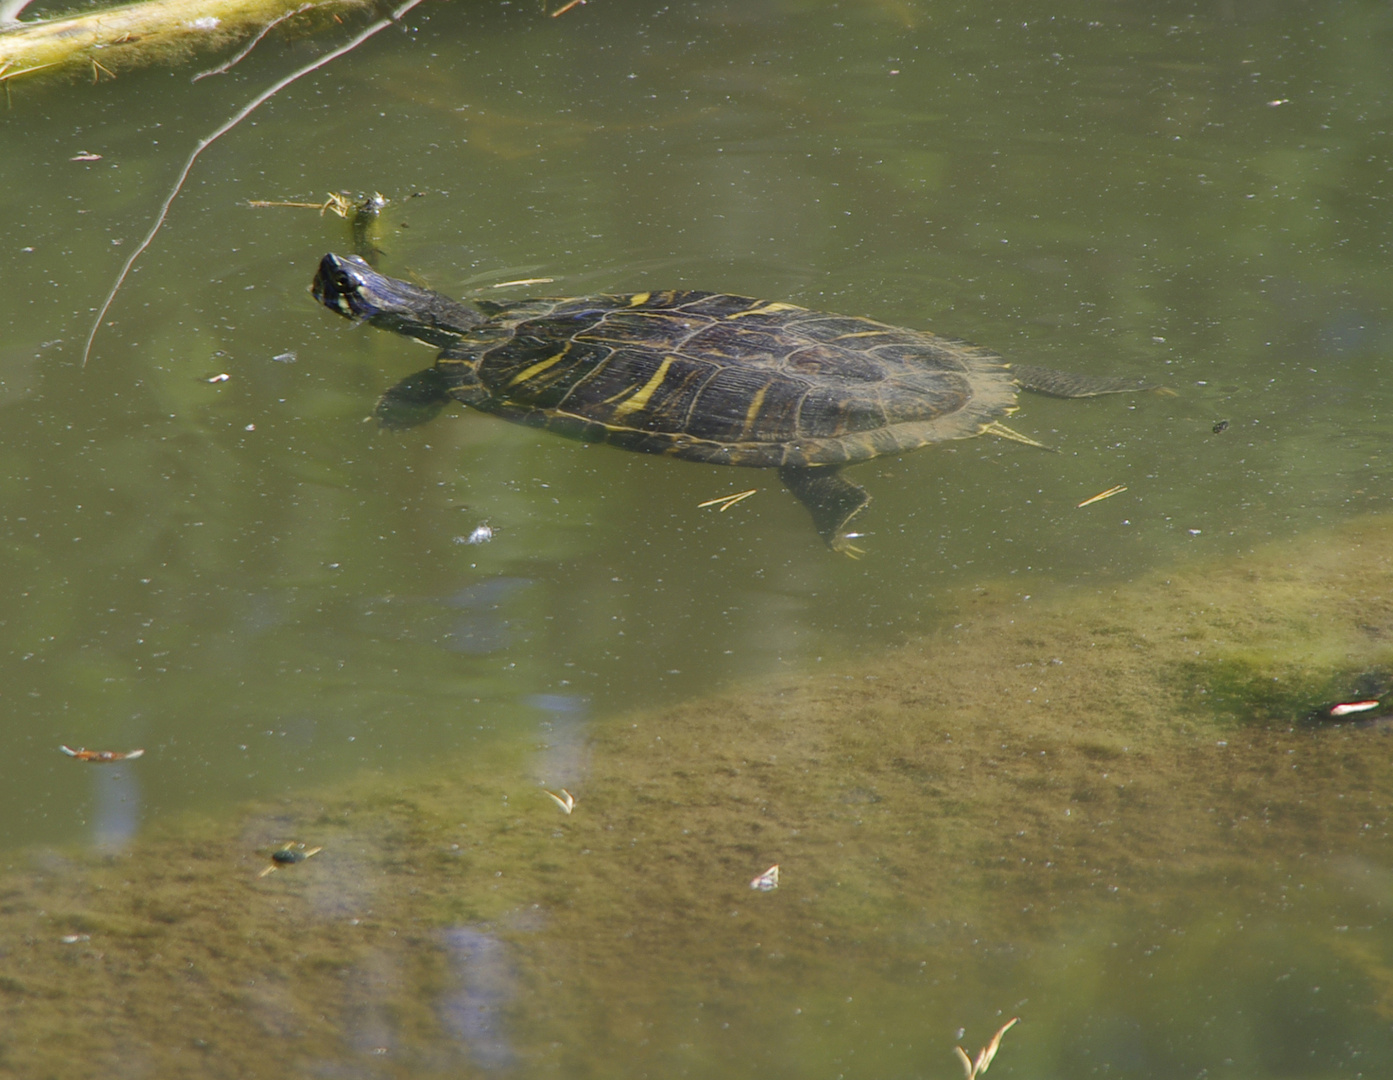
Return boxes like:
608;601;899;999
375;367;453;429
777;465;871;556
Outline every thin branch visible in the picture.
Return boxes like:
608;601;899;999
0;0;36;25
192;2;313;82
81;0;426;367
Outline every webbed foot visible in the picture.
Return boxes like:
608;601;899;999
778;465;871;556
376;367;452;430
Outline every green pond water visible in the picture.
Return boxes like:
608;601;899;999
2;0;1393;1075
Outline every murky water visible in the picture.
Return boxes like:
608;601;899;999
2;0;1392;1075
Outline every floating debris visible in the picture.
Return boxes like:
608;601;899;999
60;934;91;944
954;1017;1018;1080
551;0;585;15
1077;484;1127;508
1328;699;1382;718
462;523;495;546
258;842;322;877
490;277;555;289
60;745;145;763
247;191;356;217
1309;698;1390;725
749;864;779;891
697;488;757;513
271;351;297;364
1212;420;1229;434
982;421;1053;450
205;372;230;383
69;151;102;162
544;788;575;815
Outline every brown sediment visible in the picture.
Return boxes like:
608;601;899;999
4;515;1393;1074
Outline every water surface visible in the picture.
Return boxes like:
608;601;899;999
1;0;1392;1075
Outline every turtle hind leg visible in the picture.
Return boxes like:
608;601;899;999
1010;363;1152;398
376;366;452;429
778;465;871;556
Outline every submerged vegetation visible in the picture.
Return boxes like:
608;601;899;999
6;512;1393;1075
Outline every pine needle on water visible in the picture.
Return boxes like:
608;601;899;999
80;0;427;367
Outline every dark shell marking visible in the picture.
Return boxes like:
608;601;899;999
433;291;1022;469
312;254;1149;552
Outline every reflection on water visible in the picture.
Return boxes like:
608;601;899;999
439;926;518;1071
437;576;533;656
90;763;141;852
2;0;1393;1076
527;692;590;792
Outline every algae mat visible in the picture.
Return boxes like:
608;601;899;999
6;518;1393;1078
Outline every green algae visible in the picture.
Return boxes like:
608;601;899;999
7;516;1393;1077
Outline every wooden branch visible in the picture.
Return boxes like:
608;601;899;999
0;0;371;83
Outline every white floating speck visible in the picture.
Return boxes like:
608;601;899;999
750;864;779;891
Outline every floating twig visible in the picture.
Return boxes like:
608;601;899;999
1077;484;1127;508
697;488;757;513
545;788;575;814
490;277;555;288
246;191;354;216
60;745;145;762
258;842;323;876
551;0;586;16
981;421;1053;451
81;0;427;367
0;60;58;82
954;1018;1018;1080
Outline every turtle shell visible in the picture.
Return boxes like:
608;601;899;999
432;290;1022;469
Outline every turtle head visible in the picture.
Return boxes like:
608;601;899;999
312;253;483;345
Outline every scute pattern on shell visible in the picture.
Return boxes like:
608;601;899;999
434;290;1023;469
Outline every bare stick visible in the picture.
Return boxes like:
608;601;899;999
192;2;313;82
0;0;35;24
81;0;426;367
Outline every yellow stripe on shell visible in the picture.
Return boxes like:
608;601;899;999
627;292;652;307
612;355;675;417
507;348;569;387
740;382;769;436
724;301;803;319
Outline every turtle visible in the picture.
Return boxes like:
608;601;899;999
311;252;1150;553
